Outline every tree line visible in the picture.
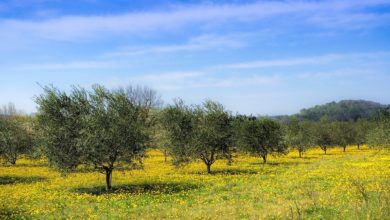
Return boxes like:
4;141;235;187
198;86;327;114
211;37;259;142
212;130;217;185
0;84;389;190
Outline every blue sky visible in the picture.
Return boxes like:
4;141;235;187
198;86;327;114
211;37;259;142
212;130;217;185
1;0;390;115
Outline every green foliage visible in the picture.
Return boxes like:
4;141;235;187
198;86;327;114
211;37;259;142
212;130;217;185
332;121;357;152
192;100;233;172
236;117;287;163
159;99;195;165
312;118;335;154
368;108;390;149
160;99;233;173
0;116;34;164
35;85;153;190
35;86;87;171
354;119;370;149
297;100;387;121
285;117;314;157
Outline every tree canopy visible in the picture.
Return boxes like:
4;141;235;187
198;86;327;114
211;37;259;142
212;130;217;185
160;99;233;173
368;108;390;149
236;117;287;163
0;116;34;164
285;118;314;157
36;85;156;190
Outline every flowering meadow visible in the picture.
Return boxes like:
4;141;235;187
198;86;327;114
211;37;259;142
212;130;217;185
1;146;389;219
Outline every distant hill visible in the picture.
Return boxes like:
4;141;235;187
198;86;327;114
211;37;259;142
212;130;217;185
295;100;388;121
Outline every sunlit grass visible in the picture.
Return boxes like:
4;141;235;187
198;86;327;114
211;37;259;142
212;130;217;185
0;146;389;219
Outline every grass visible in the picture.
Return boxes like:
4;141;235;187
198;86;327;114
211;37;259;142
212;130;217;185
0;146;389;219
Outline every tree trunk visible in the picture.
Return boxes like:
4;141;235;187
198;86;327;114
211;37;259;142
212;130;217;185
324;146;327;155
105;168;113;191
357;144;360;150
6;154;17;165
8;156;16;165
206;163;211;174
298;150;302;158
164;150;167;162
262;155;267;164
343;146;346;152
226;153;233;166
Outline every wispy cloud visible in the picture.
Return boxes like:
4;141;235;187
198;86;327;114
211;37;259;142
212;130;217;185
11;50;390;73
105;34;246;57
297;68;377;79
212;51;390;69
1;0;389;41
213;54;342;69
13;60;118;71
106;71;280;91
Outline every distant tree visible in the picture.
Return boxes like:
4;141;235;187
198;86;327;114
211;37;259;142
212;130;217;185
0;103;18;116
159;99;195;165
297;100;387;121
313;118;334;154
285;117;314;158
192;100;233;173
0;116;34;164
237;117;287;164
354;119;370;150
151;111;173;162
333;121;357;152
367;108;390;149
125;85;163;111
160;99;233;173
36;85;153;190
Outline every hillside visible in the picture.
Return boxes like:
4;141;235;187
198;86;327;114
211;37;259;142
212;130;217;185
296;100;388;121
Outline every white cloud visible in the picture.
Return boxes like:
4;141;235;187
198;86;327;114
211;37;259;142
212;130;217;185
297;68;372;79
213;54;343;69
1;0;389;41
105;71;280;91
211;51;390;69
105;34;246;57
13;60;118;71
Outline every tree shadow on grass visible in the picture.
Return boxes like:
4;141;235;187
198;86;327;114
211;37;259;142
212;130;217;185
0;175;47;185
11;163;47;168
249;161;312;166
0;207;29;219
73;182;202;196
304;206;337;219
188;169;259;176
289;156;318;159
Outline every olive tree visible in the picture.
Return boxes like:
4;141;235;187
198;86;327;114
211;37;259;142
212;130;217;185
237;117;287;164
367;108;390;149
192;100;233;173
0;116;33;164
313;119;335;154
36;85;154;190
160;99;233;173
159;99;194;165
285;118;314;158
333;121;357;152
355;119;370;149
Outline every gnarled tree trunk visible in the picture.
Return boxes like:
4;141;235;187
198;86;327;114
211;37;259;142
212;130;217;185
202;151;215;174
104;167;113;191
262;155;267;164
323;146;327;155
206;163;211;174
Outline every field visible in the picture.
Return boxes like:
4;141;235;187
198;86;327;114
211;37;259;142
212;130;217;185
1;147;389;219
